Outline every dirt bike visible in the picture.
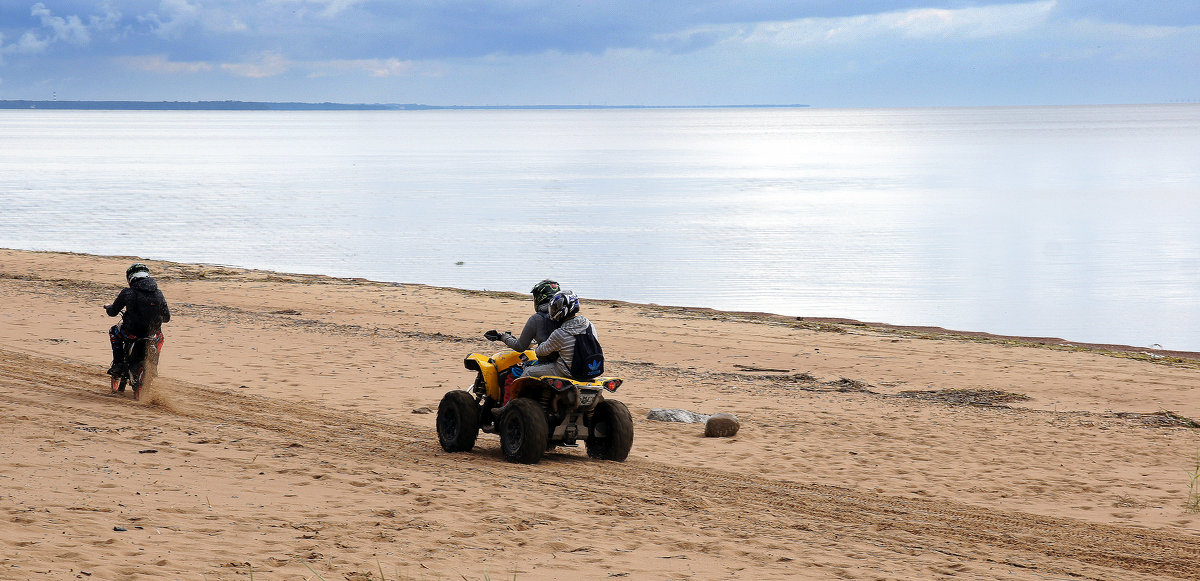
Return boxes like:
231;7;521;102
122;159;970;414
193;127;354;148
437;338;634;464
111;330;163;401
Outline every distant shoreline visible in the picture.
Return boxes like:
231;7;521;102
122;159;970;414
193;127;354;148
0;100;810;111
6;246;1197;361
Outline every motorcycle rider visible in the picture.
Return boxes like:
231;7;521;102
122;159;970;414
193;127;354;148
485;279;561;351
520;290;601;380
105;263;171;378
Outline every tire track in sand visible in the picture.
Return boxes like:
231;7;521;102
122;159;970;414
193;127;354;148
3;347;1199;580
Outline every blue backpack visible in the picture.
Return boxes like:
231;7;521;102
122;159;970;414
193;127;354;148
569;325;604;379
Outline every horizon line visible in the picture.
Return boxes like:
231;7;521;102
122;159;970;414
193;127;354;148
0;99;810;111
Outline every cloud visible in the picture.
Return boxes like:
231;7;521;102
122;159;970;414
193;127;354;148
114;51;412;81
307;57;413;78
0;2;1059;64
1050;0;1200;27
31;2;92;45
139;0;247;39
1;2;121;56
118;53;213;73
220;51;290;78
743;1;1055;47
2;1;1197;105
139;0;201;39
216;52;414;80
652;26;738;54
272;0;369;19
9;31;50;54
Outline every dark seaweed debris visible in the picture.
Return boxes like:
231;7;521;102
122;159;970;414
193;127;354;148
1112;410;1200;429
896;389;1032;407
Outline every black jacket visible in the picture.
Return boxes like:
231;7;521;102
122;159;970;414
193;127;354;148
106;276;171;337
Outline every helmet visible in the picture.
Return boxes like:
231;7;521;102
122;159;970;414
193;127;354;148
531;279;560;307
547;290;579;322
125;263;150;283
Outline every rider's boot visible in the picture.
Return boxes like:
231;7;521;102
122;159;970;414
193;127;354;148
108;360;125;393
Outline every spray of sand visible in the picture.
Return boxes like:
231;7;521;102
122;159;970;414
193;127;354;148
138;346;181;414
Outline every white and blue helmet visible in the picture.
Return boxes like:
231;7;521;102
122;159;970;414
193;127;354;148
547;290;580;322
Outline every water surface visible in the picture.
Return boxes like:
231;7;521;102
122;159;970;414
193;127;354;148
2;105;1198;349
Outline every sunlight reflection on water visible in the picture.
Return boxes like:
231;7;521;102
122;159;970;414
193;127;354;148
2;106;1199;350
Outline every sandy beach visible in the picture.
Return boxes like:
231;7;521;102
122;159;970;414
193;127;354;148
2;247;1199;580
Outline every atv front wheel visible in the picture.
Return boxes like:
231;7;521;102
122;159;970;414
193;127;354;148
437;390;480;452
586;399;634;461
499;398;549;464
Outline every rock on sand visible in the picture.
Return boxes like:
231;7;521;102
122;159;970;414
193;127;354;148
705;413;740;437
646;408;710;423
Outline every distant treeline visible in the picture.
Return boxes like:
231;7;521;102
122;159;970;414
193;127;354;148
0;100;405;110
0;100;808;111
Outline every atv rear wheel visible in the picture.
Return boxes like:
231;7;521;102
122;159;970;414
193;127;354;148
437;390;480;452
499;398;549;464
586;399;634;461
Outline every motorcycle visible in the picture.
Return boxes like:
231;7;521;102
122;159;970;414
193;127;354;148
111;328;163;401
437;338;634;464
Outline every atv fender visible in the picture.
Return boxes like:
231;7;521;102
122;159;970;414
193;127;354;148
464;353;500;398
464;350;537;401
509;376;549;403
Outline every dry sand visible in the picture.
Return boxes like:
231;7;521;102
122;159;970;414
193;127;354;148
2;248;1200;580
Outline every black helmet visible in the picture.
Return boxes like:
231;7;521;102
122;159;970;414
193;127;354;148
547;290;580;322
531;279;560;307
126;263;150;283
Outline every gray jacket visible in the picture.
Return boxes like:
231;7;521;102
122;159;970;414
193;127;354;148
502;304;559;351
534;315;597;378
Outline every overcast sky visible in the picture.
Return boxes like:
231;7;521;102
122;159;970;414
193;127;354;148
1;1;1197;107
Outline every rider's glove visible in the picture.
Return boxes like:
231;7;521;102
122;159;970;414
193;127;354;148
484;330;502;342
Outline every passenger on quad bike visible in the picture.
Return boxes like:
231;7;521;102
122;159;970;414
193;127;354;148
521;290;603;380
441;288;628;464
105;263;171;385
485;279;561;351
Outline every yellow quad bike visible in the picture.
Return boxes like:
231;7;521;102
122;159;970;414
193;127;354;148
437;343;633;464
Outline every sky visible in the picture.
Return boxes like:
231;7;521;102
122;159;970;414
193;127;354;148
0;1;1198;107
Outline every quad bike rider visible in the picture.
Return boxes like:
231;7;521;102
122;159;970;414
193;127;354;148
438;289;634;464
493;279;561;352
105;263;171;399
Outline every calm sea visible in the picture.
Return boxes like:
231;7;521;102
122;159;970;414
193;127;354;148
2;105;1198;350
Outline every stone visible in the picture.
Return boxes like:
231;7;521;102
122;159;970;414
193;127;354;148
704;413;740;437
646;408;709;424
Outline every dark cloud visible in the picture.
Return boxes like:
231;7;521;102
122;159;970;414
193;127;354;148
343;1;1045;57
2;1;1197;104
2;0;1048;64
